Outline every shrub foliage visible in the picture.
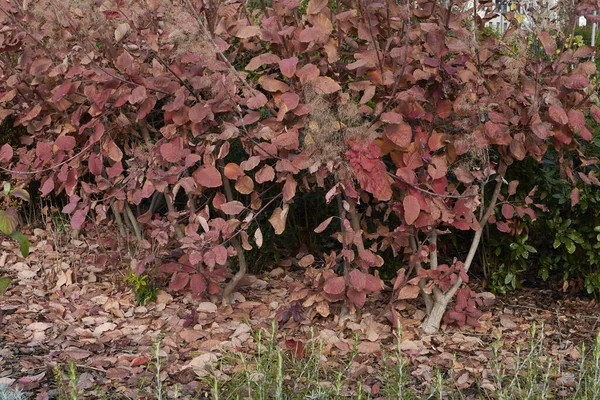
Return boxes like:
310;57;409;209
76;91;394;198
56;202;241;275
1;0;600;332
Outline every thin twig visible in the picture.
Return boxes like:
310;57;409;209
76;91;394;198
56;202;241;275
388;171;477;199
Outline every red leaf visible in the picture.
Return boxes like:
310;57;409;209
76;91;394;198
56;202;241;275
137;97;157;122
590;105;600;124
538;32;556;57
359;249;383;267
258;75;290;92
364;274;383;292
577;127;593;141
279;57;299;78
280;92;300;110
245;53;281;71
347;287;366;308
224;163;244;180
221;201;245;215
397;285;420;300
0;144;13;163
299;27;324;43
71;206;89;230
193;165;222;188
115;51;134;72
190;274;207;294
501;204;514;219
130;357;149;367
564;75;590;90
255;165;275;183
484;121;510;142
30;58;52;76
56;136;76;151
88;153;103;176
235;25;261;39
403;195;420;225
548;105;568;125
568;109;585;133
346;141;392;201
283;176;297;202
295;64;320;83
349;269;367;291
531;121;551;139
129;86;147;104
571;187;580;207
247;92;268;109
52;80;72;102
284;339;305;359
314;216;334;233
508;180;519;196
189;103;212;123
323;276;345;295
312;76;342;94
213;245;228;265
509;139;526;161
160;142;184;163
240;156;261;171
40;177;54;196
272;130;299;149
384;123;412;148
170;272;190;291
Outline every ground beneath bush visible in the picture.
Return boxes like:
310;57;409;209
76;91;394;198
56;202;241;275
1;228;600;399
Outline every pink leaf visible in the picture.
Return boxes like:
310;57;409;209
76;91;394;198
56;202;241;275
314;216;334;233
190;274;207;294
220;201;245;215
170;272;190;291
88;153;102;176
313;76;342;94
189;103;212;123
0;144;13;163
71;206;89;230
283;176;297;202
52;80;72;102
397;285;420;300
384;123;412;148
299;26;324;43
160;142;183;163
279;57;299;78
501;204;514;219
247;92;268;109
347;287;366;308
129;86;147;104
30;58;52;76
56;136;76;151
548;105;568;125
349;269;367;291
193;165;222;188
403;195;420;225
571;187;580;207
538;32;556;56
40;177;55;196
590;105;600;124
323;276;345;295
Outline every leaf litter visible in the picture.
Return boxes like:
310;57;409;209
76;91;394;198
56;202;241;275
1;227;600;399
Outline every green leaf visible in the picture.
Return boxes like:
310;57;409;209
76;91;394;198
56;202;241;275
0;277;10;295
3;182;10;195
565;239;576;254
0;209;18;236
524;245;537;253
11;231;29;257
